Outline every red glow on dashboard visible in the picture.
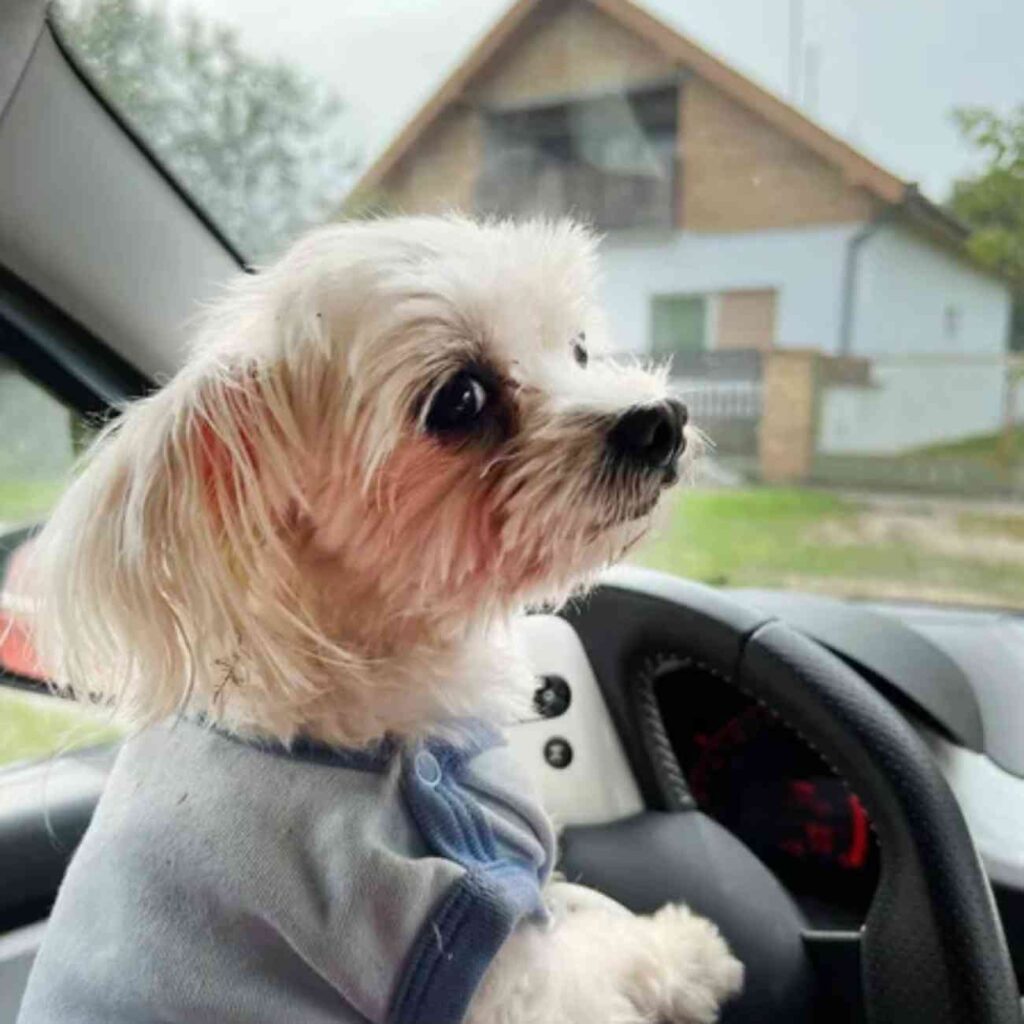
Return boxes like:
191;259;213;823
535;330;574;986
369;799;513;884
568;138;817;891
839;794;871;870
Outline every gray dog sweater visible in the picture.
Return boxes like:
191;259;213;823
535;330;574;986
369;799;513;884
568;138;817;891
18;719;556;1024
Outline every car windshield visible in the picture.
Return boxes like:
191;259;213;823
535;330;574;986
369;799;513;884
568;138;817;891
30;0;1024;614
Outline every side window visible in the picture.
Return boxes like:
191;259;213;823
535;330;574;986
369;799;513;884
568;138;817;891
651;293;708;370
0;363;119;770
0;360;78;524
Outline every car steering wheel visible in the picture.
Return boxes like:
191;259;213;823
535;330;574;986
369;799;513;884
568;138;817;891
556;568;1020;1024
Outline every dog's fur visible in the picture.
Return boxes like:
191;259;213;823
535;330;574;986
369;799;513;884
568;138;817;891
30;216;742;1023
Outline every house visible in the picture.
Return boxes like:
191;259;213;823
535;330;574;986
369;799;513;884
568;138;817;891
348;0;1012;472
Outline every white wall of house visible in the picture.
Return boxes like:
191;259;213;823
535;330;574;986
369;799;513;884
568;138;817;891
599;221;1012;454
849;223;1010;358
599;223;858;354
820;223;1011;453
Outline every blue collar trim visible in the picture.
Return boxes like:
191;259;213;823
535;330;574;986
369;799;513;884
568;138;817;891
194;716;503;774
195;719;397;772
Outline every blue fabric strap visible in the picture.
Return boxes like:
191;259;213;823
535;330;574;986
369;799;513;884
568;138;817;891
389;727;551;1024
389;865;541;1024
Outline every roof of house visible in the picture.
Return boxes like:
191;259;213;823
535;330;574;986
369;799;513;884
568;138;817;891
351;0;968;247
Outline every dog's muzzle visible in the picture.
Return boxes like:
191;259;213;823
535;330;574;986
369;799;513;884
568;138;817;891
606;400;687;485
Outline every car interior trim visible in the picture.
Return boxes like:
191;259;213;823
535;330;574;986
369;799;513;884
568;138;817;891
0;27;240;379
1;264;149;411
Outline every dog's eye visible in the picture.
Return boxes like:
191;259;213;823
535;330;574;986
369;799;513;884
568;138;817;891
425;371;489;434
572;333;588;368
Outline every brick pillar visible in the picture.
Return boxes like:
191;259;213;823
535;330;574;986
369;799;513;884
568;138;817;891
759;349;821;483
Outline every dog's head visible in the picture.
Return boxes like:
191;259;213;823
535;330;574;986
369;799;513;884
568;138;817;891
31;217;690;741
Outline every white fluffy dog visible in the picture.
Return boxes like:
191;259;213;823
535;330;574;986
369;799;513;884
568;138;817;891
21;217;742;1024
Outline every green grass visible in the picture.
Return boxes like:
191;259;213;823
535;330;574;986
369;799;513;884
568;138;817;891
635;486;1024;607
0;478;66;523
637;488;850;585
0;688;121;769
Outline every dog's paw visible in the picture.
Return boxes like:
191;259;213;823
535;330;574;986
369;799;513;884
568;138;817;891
629;905;744;1024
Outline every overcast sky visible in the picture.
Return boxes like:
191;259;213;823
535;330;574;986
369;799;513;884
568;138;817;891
159;0;1023;202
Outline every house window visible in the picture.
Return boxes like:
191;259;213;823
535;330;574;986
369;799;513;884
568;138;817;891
476;85;677;231
651;294;707;370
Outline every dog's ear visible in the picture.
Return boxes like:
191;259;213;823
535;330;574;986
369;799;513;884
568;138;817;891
28;360;319;725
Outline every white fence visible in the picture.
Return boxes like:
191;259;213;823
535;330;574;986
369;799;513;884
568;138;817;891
674;379;762;421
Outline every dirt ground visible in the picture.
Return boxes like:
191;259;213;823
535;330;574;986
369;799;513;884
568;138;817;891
813;493;1024;569
636;485;1024;610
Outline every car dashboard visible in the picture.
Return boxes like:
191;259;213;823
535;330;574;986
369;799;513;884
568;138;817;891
508;588;1024;979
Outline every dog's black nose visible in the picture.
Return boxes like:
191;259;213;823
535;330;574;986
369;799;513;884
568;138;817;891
608;400;687;472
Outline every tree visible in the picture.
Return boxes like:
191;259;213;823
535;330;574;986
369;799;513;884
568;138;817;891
949;105;1024;349
55;0;359;260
